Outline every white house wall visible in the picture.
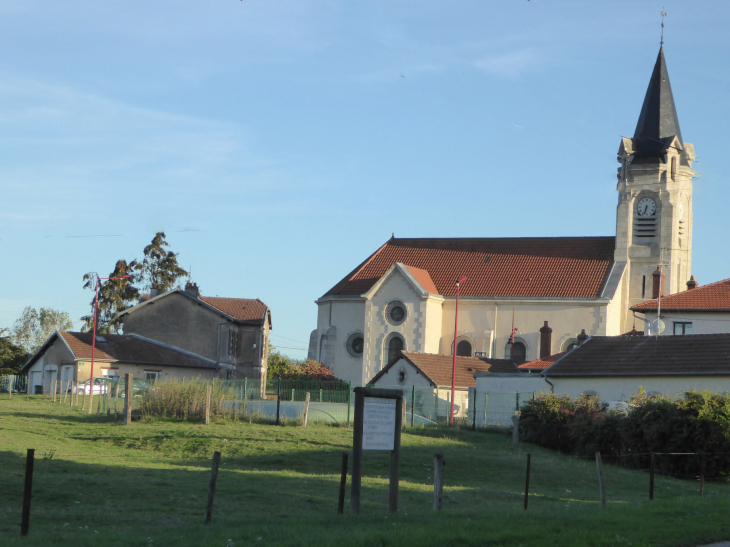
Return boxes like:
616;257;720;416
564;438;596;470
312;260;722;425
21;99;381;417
25;339;76;391
550;376;730;402
640;311;730;336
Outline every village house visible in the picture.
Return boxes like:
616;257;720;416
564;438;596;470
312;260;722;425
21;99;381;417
118;282;271;381
21;331;218;394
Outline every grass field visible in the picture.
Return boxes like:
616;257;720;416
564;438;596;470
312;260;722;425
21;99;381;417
1;396;730;546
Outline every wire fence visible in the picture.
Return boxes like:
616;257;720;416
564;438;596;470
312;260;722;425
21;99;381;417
1;374;27;395
10;374;536;429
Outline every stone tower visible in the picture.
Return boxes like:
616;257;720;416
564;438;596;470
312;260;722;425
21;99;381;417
615;46;696;330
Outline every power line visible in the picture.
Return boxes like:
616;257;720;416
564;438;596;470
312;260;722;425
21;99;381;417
270;334;309;345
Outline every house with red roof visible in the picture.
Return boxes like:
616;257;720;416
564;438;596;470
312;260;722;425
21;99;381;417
21;331;219;394
308;46;700;386
118;282;271;381
631;276;730;336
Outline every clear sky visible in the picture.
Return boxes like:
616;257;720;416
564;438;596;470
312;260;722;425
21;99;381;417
2;0;729;359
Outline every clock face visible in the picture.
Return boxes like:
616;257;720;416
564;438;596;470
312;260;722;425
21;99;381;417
679;202;684;220
637;197;656;217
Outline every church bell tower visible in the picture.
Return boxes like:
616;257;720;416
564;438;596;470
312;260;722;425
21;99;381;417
615;46;696;323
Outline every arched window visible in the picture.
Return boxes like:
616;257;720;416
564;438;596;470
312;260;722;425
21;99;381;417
507;342;526;364
563;339;579;352
456;340;472;357
387;336;404;364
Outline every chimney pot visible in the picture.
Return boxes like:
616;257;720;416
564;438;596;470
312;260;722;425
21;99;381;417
652;266;665;299
539;320;553;359
577;329;588;346
686;275;698;290
185;281;200;298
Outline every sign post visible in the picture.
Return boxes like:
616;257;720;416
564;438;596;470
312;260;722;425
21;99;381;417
350;387;403;514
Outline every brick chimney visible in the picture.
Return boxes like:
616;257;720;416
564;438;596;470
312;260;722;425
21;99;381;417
686;275;698;290
185;281;200;298
539;321;552;358
652;266;665;299
577;329;588;346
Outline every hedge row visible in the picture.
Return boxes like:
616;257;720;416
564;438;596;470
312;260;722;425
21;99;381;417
519;390;730;477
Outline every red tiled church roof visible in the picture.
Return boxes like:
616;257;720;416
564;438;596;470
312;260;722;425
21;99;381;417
324;236;616;298
403;264;439;294
631;278;730;312
199;296;269;323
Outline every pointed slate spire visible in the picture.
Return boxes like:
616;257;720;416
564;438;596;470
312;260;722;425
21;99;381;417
633;47;683;153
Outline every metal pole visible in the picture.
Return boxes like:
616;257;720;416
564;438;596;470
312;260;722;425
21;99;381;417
88;277;100;414
411;385;415;427
276;378;281;425
346;381;352;427
450;281;461;425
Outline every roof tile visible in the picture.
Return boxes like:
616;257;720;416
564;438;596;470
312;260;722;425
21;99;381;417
324;237;615;298
631;278;730;312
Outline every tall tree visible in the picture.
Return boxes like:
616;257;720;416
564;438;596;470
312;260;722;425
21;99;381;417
10;307;73;354
81;260;140;334
0;329;30;376
139;232;189;292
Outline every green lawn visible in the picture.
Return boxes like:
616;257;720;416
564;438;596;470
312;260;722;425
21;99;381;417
1;396;729;546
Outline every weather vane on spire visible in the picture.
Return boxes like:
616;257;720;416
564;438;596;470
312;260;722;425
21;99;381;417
661;9;668;47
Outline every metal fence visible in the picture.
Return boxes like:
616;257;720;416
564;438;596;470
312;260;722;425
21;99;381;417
0;375;27;394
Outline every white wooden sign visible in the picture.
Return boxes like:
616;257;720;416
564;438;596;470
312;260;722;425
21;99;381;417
363;397;396;451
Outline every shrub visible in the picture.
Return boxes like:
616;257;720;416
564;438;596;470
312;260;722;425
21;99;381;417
519;390;730;478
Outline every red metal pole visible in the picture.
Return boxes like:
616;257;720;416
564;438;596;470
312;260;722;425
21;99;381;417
450;277;466;425
89;276;100;411
88;273;129;409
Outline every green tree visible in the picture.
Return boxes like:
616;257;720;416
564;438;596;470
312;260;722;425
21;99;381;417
138;232;189;292
10;307;73;354
81;260;140;334
0;329;29;376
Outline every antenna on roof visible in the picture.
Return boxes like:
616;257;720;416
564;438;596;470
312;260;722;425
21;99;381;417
660;9;667;47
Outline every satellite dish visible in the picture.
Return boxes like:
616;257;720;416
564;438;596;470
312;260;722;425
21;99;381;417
651;319;666;335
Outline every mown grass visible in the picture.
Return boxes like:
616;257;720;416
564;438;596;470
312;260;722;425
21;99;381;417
1;396;730;546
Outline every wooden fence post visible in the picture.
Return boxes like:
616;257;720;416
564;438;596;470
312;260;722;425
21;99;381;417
595;452;606;507
338;452;348;514
512;411;521;446
649;453;655;501
96;385;102;415
26;377;30;401
276;378;281;425
51;380;55;403
124;374;133;425
350;390;364;514
204;451;222;524
81;387;86;411
433;453;446;511
524;453;531;510
205;384;212;425
302;392;310;427
20;448;35;536
42;378;45;399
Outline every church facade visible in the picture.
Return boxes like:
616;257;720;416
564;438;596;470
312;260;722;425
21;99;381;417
308;46;697;386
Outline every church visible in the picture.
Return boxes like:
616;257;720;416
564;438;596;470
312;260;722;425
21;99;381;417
308;46;697;386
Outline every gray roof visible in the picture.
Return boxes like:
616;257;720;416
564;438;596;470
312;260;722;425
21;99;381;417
633;47;683;158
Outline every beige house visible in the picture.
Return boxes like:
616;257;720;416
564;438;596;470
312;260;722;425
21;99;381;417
119;282;271;381
310;46;698;385
21;331;218;394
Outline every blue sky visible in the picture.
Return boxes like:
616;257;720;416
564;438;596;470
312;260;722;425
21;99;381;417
2;0;730;358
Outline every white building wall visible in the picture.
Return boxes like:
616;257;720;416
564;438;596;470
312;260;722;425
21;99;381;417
640;311;730;336
550;375;730;402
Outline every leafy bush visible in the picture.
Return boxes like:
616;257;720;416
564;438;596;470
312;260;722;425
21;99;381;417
520;390;730;478
140;378;239;421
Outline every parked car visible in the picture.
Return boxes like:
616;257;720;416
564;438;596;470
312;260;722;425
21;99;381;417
75;378;110;395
